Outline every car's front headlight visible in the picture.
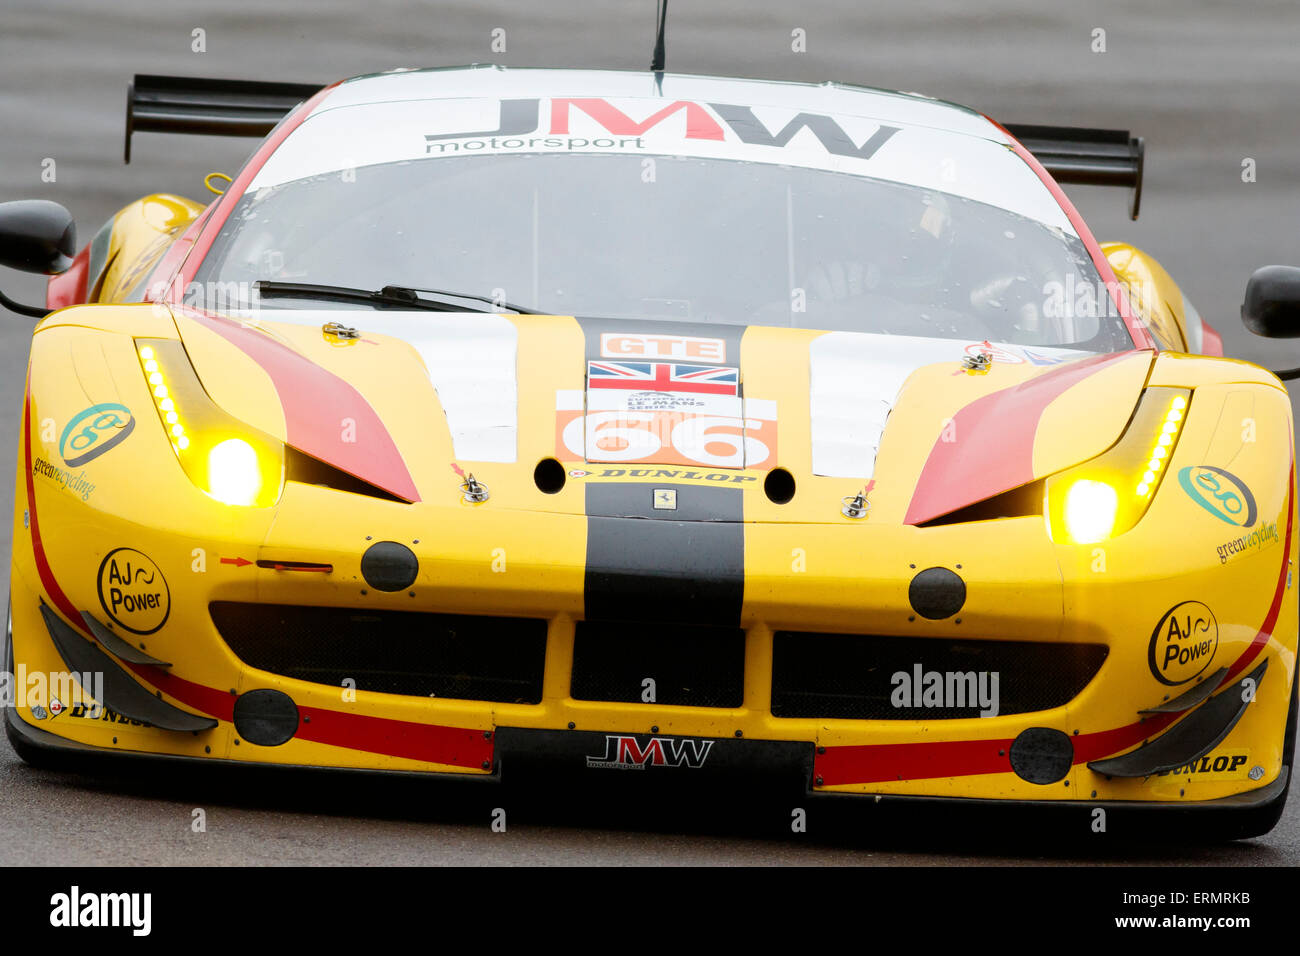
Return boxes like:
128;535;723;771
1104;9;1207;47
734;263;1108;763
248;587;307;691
134;338;284;507
1046;386;1191;544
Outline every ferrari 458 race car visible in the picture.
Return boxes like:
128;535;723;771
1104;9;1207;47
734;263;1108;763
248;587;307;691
3;65;1299;839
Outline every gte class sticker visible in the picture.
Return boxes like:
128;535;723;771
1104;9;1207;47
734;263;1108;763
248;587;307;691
600;332;727;363
1178;465;1258;527
1148;600;1218;686
58;403;135;468
97;548;170;635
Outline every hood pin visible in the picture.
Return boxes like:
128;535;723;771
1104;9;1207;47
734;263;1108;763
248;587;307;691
960;351;993;374
451;463;489;503
461;474;489;503
841;483;872;519
322;321;360;341
841;493;869;519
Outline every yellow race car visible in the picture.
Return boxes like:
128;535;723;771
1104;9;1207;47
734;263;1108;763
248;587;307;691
3;67;1297;839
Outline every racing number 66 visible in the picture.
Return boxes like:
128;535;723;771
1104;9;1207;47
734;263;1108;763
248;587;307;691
568;411;772;468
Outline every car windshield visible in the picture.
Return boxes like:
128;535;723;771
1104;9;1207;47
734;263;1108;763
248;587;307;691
195;152;1131;350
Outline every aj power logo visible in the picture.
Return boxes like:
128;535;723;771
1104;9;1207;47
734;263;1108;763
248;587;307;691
96;548;170;635
1148;600;1218;685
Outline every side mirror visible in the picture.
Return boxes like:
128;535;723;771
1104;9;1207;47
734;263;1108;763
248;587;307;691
1242;265;1300;338
0;200;76;274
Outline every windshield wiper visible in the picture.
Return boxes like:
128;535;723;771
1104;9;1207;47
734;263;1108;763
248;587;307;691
253;281;539;314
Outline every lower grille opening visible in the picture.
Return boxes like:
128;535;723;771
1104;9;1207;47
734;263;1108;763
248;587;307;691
210;602;547;703
772;631;1108;719
571;621;745;708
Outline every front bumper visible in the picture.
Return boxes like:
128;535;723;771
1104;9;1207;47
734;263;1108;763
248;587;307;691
9;513;1296;812
6;705;1289;841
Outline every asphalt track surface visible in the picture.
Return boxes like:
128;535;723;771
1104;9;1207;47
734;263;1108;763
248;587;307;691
2;0;1300;865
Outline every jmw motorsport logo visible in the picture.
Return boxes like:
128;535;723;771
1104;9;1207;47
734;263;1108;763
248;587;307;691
96;548;170;635
425;98;901;160
587;734;714;770
1149;601;1218;685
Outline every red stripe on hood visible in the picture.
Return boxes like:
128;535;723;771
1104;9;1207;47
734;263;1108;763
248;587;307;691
904;351;1145;526
177;308;421;503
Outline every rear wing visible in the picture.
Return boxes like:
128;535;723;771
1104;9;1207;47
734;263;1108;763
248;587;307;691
124;74;322;163
1003;123;1145;220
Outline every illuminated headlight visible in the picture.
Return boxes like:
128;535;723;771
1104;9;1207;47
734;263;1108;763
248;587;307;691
1063;479;1118;544
207;438;264;506
1047;387;1191;544
135;339;284;507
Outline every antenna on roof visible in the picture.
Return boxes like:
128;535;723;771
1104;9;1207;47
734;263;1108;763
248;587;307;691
650;0;668;72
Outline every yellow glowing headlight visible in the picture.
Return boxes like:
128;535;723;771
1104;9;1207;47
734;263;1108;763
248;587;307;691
134;338;284;507
1062;479;1118;544
207;438;263;506
1046;387;1191;544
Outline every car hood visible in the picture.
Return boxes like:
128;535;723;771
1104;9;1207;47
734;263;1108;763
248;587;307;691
169;306;1154;524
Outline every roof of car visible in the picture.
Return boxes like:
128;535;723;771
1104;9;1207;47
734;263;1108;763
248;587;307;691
247;65;1070;230
313;65;1007;143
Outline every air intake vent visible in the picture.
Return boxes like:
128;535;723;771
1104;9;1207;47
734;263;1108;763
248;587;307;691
210;602;547;703
571;621;745;708
772;631;1107;719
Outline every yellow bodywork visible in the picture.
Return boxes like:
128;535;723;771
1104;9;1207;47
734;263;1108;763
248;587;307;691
7;200;1297;811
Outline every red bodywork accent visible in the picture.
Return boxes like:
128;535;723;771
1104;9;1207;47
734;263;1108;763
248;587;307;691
125;664;493;769
45;244;90;310
177;307;421;503
904;350;1147;526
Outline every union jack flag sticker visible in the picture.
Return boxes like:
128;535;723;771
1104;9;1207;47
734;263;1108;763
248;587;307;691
587;361;739;396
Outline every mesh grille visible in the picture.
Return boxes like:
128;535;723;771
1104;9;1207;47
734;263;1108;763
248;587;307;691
210;602;547;703
571;621;745;708
771;631;1107;719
